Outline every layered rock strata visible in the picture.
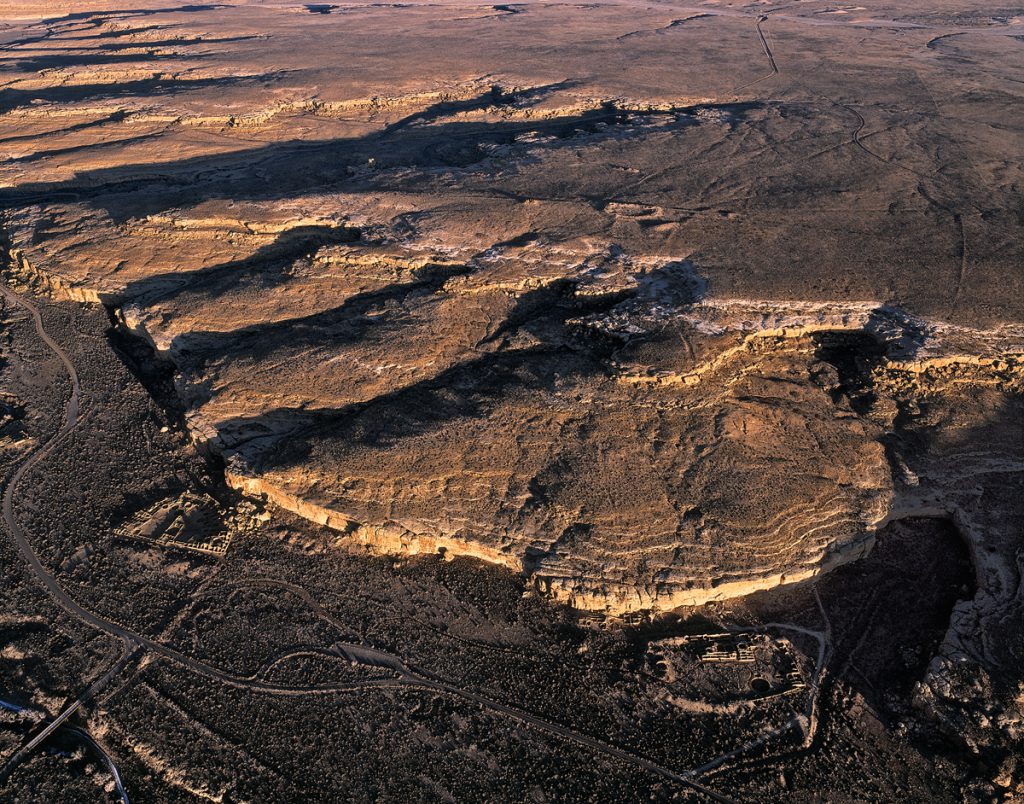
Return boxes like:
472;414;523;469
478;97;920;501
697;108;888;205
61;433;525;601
1;0;1022;617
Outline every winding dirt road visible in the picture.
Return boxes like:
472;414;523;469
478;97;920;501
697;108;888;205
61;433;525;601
0;282;733;802
733;14;779;93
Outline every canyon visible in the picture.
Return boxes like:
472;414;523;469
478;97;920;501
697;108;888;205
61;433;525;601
0;0;1022;800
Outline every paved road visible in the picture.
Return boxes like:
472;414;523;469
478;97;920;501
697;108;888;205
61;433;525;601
733;13;780;93
330;643;733;800
754;15;778;77
0;283;734;801
1;684;130;802
65;726;129;804
0;641;135;783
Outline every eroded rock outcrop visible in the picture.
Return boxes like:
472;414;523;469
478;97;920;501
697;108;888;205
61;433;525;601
2;2;1023;776
9;221;1022;617
0;3;1021;738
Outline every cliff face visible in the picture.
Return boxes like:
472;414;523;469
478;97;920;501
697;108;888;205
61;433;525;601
2;0;1022;621
4;4;1024;792
213;302;898;615
11;229;1023;617
186;286;1021;616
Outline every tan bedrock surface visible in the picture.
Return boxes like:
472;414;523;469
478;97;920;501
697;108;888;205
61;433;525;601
2;0;1022;613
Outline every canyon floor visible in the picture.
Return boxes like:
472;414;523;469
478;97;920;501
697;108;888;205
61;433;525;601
0;0;1022;801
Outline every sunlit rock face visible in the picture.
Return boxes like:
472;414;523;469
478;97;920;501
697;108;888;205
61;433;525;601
2;0;1022;615
222;278;900;613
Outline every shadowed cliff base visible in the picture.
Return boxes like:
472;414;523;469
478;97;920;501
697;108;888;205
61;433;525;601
0;0;1022;799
